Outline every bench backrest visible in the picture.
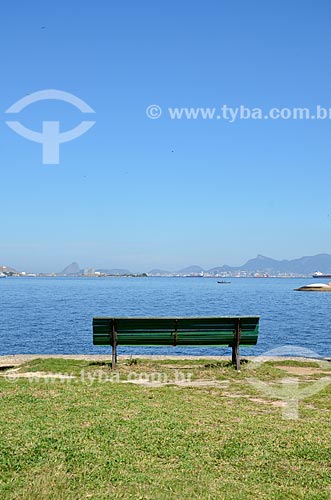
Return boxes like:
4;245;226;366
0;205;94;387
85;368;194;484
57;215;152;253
93;316;259;347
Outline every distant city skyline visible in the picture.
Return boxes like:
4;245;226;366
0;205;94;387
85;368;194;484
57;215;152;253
2;252;331;276
1;2;331;273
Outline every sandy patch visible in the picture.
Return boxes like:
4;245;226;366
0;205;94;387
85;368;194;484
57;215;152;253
122;379;230;388
221;392;286;407
1;371;76;380
248;397;286;407
275;365;330;376
0;354;330;367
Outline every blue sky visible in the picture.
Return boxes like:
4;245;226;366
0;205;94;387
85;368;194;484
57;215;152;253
1;0;331;272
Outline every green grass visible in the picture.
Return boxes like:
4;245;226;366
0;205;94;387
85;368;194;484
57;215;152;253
0;358;330;499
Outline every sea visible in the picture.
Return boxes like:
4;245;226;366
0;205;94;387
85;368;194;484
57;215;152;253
1;277;330;358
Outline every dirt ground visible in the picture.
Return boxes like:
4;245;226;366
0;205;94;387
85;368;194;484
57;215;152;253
1;353;330;367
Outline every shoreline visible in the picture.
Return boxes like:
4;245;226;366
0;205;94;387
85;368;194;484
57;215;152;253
1;353;330;367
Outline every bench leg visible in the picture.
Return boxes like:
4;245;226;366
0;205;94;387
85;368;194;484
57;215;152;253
232;319;241;371
232;344;241;371
111;319;118;370
112;343;117;370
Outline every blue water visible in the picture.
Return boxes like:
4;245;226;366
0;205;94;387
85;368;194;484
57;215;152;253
0;277;330;357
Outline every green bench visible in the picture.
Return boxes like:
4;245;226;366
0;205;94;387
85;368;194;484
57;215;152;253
93;316;260;370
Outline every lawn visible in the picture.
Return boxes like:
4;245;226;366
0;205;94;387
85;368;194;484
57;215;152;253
0;357;330;499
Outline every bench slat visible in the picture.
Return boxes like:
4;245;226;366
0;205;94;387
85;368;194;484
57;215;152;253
93;316;259;347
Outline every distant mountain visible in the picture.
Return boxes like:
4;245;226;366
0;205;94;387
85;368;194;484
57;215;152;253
208;265;233;274
207;254;331;275
61;262;81;275
96;268;132;275
147;269;172;275
177;265;205;274
56;253;331;278
239;254;331;275
0;265;19;275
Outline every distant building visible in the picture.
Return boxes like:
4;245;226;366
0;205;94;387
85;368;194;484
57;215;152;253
83;268;96;276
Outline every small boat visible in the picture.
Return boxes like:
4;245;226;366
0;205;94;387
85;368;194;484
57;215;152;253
295;282;331;292
312;271;331;278
0;273;7;278
217;280;231;284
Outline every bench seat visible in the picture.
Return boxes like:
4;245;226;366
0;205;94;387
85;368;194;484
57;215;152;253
93;316;259;370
